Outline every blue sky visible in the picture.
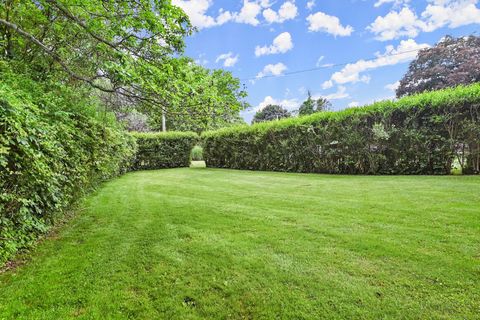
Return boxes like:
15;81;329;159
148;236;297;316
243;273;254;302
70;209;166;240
172;0;480;123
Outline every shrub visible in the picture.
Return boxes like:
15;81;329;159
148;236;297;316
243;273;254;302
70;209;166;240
191;145;204;161
203;84;480;175
0;69;136;266
130;132;198;170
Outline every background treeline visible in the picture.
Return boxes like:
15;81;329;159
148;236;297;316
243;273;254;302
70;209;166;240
203;84;480;175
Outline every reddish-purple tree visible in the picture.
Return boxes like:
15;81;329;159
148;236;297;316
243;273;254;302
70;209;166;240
397;35;480;97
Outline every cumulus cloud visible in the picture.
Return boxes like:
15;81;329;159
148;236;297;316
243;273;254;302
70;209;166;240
255;95;299;112
307;11;354;36
234;0;264;26
369;0;480;41
215;52;239;67
322;39;430;88
374;0;410;8
172;0;234;29
368;7;423;41
307;0;316;10
172;0;277;29
256;62;288;78
255;32;293;56
385;81;400;91
421;0;480;31
322;86;350;100
348;101;360;107
263;1;298;24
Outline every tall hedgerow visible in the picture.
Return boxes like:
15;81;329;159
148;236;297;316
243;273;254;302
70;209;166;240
131;132;198;170
203;84;480;175
0;65;136;265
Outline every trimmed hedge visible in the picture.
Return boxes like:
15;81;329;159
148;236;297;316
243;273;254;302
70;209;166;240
0;75;136;265
203;84;480;175
131;132;198;170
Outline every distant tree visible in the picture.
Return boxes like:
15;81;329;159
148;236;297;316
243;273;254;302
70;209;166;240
253;105;291;123
315;97;331;112
298;92;315;116
397;35;480;97
298;91;331;116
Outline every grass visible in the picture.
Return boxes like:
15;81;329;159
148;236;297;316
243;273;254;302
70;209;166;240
1;167;479;319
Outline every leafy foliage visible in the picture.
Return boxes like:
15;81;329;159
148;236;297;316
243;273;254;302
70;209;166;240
253;104;291;123
131;132;198;170
298;91;331;116
0;66;135;265
144;59;248;133
203;84;480;175
0;0;192;109
0;2;247;129
397;35;480;97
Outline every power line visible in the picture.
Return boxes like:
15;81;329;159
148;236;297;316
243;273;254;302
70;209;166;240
240;47;426;82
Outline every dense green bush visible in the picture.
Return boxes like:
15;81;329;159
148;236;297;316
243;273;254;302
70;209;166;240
203;84;480;175
191;145;204;161
0;68;136;265
131;132;198;170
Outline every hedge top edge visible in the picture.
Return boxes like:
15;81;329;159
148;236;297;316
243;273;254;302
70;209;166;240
130;131;199;139
202;83;480;138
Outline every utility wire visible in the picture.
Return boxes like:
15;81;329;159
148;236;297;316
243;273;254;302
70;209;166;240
240;47;426;82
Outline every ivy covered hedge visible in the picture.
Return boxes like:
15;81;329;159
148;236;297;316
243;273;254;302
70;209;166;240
0;70;136;265
203;84;480;175
131;132;198;170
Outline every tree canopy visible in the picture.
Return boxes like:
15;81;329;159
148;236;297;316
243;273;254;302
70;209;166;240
253;105;291;123
0;0;247;131
144;58;248;133
298;91;331;116
397;35;480;97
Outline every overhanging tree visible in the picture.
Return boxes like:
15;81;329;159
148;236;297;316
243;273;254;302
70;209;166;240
145;58;248;133
0;0;249;131
0;0;193;116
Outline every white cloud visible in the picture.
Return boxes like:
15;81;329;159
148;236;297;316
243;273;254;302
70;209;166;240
348;101;360;107
234;0;267;26
307;11;354;36
322;80;333;89
307;0;316;10
324;39;430;87
316;55;325;67
348;101;360;108
255;32;293;56
256;62;288;78
369;1;480;41
422;0;480;31
322;86;349;100
172;0;234;29
215;52;239;67
172;0;278;29
255;95;299;112
263;1;298;24
374;0;410;8
385;81;400;91
368;7;423;41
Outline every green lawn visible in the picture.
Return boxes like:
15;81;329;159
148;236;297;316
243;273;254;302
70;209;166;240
1;168;479;319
